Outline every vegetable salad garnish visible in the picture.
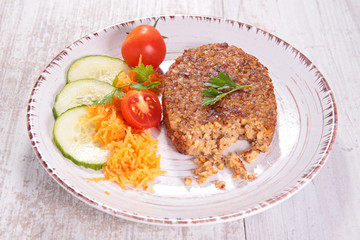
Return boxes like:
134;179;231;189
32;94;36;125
53;19;167;190
93;64;161;106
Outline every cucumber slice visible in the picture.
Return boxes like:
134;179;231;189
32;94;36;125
53;106;110;170
67;55;130;84
53;79;114;118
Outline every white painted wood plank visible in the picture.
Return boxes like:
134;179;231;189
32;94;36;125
0;0;359;239
224;0;360;239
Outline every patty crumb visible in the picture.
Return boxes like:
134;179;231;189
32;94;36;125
146;187;155;193
215;181;226;189
184;177;192;186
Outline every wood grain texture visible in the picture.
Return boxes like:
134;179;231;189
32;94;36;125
0;0;359;239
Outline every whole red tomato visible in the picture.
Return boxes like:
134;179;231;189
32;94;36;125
121;25;166;69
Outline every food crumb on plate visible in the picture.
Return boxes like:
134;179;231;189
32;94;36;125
184;177;192;186
146;187;155;193
215;181;226;189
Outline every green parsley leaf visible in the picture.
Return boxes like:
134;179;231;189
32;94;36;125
202;93;228;106
131;81;161;91
132;64;154;83
92;90;116;106
112;71;123;87
204;72;237;90
201;72;251;106
114;89;126;98
201;87;223;97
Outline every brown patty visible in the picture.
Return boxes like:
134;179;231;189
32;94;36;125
162;43;277;165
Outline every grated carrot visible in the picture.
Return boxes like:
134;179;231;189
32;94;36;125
127;69;138;83
149;69;164;93
114;71;136;93
103;128;165;190
85;103;141;145
137;54;143;66
86;103;165;190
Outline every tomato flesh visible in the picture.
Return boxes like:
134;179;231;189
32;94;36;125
121;25;166;68
120;90;162;129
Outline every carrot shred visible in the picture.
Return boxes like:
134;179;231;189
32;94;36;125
103;128;165;190
148;69;164;93
85;103;141;145
137;54;143;66
127;69;137;83
86;103;165;190
114;71;135;93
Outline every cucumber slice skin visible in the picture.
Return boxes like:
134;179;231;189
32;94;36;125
52;79;114;118
53;106;110;170
54;136;105;170
66;55;130;84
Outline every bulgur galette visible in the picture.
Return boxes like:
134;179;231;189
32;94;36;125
162;43;277;185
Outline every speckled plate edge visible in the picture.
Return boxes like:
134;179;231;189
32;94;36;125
27;15;338;225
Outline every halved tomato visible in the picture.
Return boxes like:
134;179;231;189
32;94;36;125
120;90;162;129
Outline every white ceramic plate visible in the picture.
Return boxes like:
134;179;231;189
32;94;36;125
27;16;337;225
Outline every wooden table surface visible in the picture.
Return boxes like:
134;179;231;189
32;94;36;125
1;0;359;239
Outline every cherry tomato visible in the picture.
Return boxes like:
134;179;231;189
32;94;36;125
120;90;162;129
121;25;166;68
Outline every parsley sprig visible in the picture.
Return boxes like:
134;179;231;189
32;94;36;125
92;64;160;106
132;64;155;83
201;72;251;106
